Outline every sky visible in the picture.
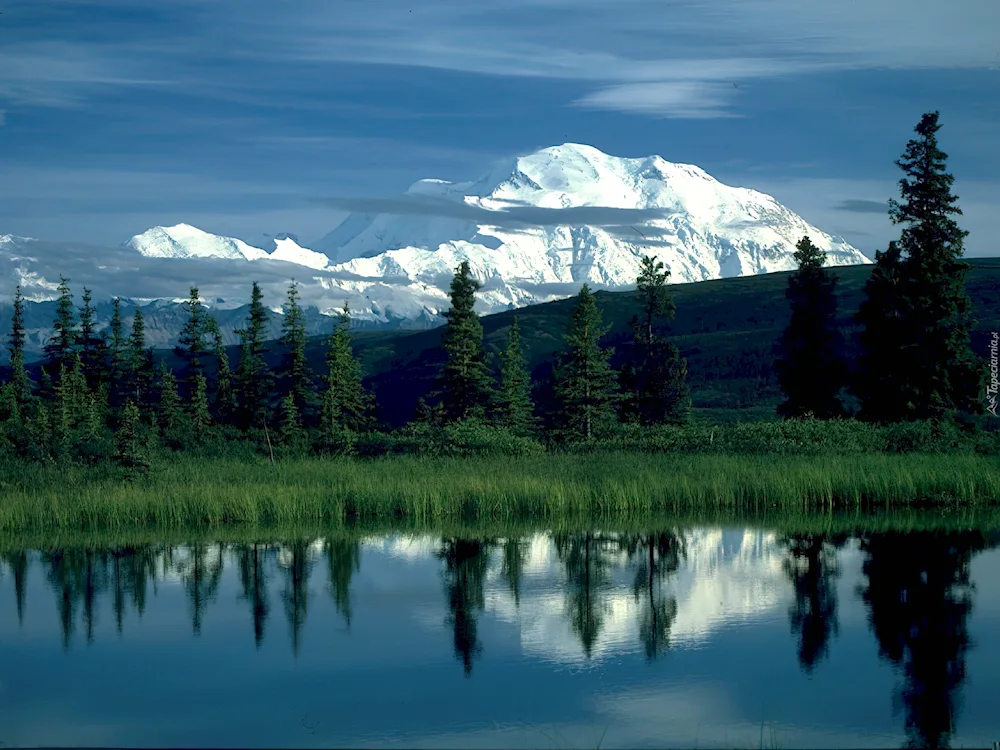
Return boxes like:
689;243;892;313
1;0;999;258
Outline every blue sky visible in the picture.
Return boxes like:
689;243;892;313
1;0;999;257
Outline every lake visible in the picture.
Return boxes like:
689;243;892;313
1;526;999;748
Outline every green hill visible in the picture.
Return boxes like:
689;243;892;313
319;257;1000;426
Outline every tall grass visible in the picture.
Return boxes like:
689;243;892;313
1;451;998;533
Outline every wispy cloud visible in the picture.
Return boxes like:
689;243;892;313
4;0;998;119
835;199;890;214
314;194;671;228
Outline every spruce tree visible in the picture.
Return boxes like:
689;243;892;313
207;320;236;424
278;392;307;453
234;282;273;430
5;285;34;409
774;236;848;419
115;399;148;472
855;242;908;422
854;112;981;421
623;256;690;425
494;317;535;436
439;261;492;422
189;371;213;436
279;281;315;421
45;276;77;375
553;285;619;441
320;303;371;440
176;286;210;383
156;364;183;438
124;307;153;409
106;297;126;408
78;287;106;388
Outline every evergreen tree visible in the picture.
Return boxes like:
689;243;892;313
552;285;619;441
774;236;848;419
320;303;372;441
278;281;315;421
622;256;690;425
854;112;982;422
106;297;126;408
115;399;148;471
78;287;106;388
124;308;154;410
439;261;492;422
156;365;183;438
494;317;535;435
53;352;97;456
175;286;210;384
278;392;307;454
45;276;77;375
189;371;213;436
206;319;236;424
234;282;274;430
4;285;34;409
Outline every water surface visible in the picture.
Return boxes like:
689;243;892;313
2;527;999;748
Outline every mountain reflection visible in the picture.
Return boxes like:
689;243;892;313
2;527;998;745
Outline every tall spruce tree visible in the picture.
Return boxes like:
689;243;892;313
278;281;315;422
622;256;690;425
494;317;535;436
78;287;106;388
124;307;154;411
45;276;77;376
5;285;34;409
320;302;371;438
439;261;492;422
106;297;126;408
175;286;210;384
234;282;273;430
774;236;848;419
854;111;981;422
553;285;619;441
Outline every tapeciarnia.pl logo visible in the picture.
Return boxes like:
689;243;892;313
988;332;999;417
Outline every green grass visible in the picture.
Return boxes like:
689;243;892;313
1;451;999;533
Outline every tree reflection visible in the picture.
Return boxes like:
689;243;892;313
280;539;314;657
780;533;848;674
325;538;361;629
859;530;991;749
500;536;530;608
1;550;28;626
235;542;273;648
553;532;618;659
438;538;491;676
177;543;224;636
622;531;684;661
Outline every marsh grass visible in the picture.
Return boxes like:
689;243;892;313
1;451;998;533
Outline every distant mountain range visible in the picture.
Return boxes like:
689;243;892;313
0;142;872;360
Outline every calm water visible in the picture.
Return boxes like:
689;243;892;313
2;527;999;749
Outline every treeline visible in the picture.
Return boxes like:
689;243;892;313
0;111;988;469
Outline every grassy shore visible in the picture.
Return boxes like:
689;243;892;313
1;451;999;533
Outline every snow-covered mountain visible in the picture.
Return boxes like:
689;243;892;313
1;143;872;357
127;144;871;320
